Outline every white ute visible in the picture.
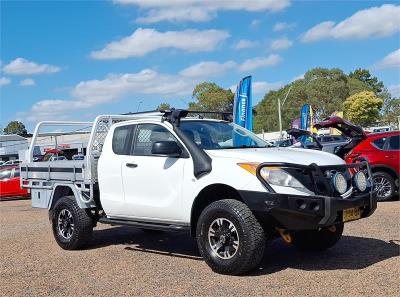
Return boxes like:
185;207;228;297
22;109;377;275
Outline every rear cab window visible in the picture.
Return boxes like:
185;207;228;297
112;125;135;155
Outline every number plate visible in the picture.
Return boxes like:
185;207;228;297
343;207;361;222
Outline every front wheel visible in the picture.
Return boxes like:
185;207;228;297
373;172;395;202
196;199;265;275
52;196;93;250
292;223;344;252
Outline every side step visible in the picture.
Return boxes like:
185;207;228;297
99;217;190;232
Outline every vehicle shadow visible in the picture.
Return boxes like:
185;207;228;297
90;226;399;275
249;236;399;276
90;226;201;260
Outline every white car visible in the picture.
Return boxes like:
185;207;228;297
21;109;377;275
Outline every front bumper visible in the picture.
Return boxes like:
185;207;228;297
239;190;377;230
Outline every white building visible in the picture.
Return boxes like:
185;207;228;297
0;134;29;161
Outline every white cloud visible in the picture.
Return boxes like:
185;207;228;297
136;7;214;23
229;81;283;95
91;28;230;59
19;78;35;87
252;81;283;94
273;22;296;32
270;37;293;50
250;19;261;28
0;77;11;86
234;39;259;50
21;69;197;122
290;73;305;82
3;58;60;75
179;61;237;77
301;4;400;42
388;84;400;97
374;49;400;69
114;0;291;23
239;54;282;72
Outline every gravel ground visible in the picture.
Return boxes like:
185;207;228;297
1;199;399;297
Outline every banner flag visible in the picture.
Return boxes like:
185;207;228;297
300;104;310;130
233;76;252;131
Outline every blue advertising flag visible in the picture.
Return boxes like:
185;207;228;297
300;104;310;130
233;76;252;131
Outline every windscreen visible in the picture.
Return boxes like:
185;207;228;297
180;120;272;150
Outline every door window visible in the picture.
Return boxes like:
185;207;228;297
387;135;399;150
133;124;178;156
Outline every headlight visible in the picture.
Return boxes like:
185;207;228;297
332;172;347;194
354;171;367;192
238;163;305;189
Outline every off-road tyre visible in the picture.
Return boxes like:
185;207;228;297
373;171;396;202
51;196;93;250
196;199;265;275
292;223;344;252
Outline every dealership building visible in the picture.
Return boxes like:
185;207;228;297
0;133;89;162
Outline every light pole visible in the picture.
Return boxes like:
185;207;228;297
278;85;292;139
136;101;143;112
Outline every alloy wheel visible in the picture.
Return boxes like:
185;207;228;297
208;218;239;259
58;209;74;239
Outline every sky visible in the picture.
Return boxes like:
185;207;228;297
1;0;399;131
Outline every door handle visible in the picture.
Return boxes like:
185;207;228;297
125;162;138;168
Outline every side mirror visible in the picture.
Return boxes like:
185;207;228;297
152;141;182;157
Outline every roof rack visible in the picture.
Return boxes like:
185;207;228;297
122;108;233;125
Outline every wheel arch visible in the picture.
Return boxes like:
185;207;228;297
190;183;243;237
371;164;399;182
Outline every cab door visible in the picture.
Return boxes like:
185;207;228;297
120;123;188;222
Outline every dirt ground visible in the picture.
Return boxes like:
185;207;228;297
1;199;399;297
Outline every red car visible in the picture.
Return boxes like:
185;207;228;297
345;131;399;201
316;117;399;201
0;165;30;198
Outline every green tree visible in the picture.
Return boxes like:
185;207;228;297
254;68;351;132
3;121;28;136
156;103;171;111
303;68;349;119
343;91;383;126
349;68;384;95
189;82;234;112
381;96;400;126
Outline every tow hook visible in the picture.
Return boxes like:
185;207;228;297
276;228;292;244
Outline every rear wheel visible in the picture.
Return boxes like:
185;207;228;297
52;196;93;250
292;223;344;252
373;172;395;202
196;199;265;275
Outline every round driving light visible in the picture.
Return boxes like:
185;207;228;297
333;172;347;194
354;171;367;192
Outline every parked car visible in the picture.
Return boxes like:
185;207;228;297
315;117;399;201
274;138;294;147
345;131;399;201
0;165;29;198
40;149;65;161
21;110;377;275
